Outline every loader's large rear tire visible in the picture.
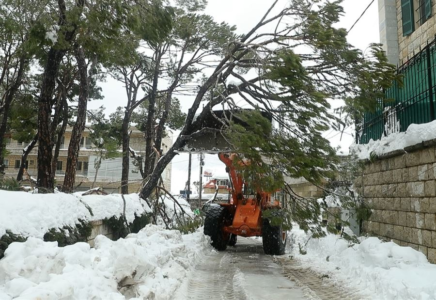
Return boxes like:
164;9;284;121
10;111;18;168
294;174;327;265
204;205;229;251
262;212;287;255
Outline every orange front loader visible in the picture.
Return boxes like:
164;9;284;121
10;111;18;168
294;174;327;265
203;153;287;255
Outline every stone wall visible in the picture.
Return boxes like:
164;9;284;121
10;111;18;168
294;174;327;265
87;220;113;247
355;142;436;263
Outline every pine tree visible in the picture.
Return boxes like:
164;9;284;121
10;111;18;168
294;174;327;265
139;0;399;200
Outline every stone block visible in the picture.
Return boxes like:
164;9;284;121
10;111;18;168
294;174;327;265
406;152;420;167
401;198;412;211
419;245;428;257
428;248;436;264
379;223;387;236
403;226;412;243
420;148;434;165
432;231;436;248
425;214;436;231
398;211;408;226
392;168;403;183
370;209;380;223
407;212;416;228
433;163;436;180
423;230;433;247
393;225;404;240
375;185;382;197
427;164;435;180
429;198;436;213
383;170;393;184
420;198;431;213
407;182;425;197
416;213;426;229
408;166;419;182
393;155;406;169
410;228;423;245
385;224;394;238
411;198;421;212
369;221;380;235
408;243;420;251
393;198;402;210
425;180;436;197
418;164;429;181
390;210;399;225
381;159;390;171
402;168;410;182
396;183;407;197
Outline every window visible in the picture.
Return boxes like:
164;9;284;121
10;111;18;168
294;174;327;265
77;161;82;171
60;136;65;148
56;161;63;171
417;0;432;25
29;160;34;167
83;162;88;171
3;159;8;169
14;160;20;168
401;0;432;36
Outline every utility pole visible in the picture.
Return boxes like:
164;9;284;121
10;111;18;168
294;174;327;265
199;153;204;209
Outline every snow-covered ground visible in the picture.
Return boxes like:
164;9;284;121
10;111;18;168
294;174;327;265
289;226;436;300
352;119;436;160
0;225;210;299
3;189;436;299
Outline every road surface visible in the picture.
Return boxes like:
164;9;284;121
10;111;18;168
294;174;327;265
174;237;367;300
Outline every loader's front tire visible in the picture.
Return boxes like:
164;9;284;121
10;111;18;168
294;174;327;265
204;205;229;251
262;211;287;255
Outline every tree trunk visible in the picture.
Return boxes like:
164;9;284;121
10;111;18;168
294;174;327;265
37;0;80;193
37;48;66;193
120;112;131;194
0;56;27;177
51;94;68;182
62;46;89;193
91;155;102;189
17;134;38;181
144;53;162;177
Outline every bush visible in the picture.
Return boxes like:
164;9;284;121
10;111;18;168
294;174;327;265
0;178;21;191
0;230;27;259
103;213;151;239
43;219;93;247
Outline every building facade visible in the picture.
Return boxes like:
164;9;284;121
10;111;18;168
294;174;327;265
3;127;172;193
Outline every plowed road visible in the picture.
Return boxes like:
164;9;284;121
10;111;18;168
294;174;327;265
174;237;367;300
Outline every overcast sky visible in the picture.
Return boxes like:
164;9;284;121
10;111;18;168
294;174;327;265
92;0;381;194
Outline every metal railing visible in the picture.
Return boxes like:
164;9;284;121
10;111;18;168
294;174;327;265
359;38;436;144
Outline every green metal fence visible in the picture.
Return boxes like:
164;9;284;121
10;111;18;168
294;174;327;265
359;40;436;144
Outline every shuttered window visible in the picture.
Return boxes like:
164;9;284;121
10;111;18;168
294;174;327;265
402;0;415;36
424;0;432;20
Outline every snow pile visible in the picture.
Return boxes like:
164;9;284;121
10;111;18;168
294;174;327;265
0;190;149;238
289;227;436;300
352;119;436;160
0;225;211;300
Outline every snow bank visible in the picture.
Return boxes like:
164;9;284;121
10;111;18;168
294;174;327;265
0;225;211;299
0;190;149;238
289;227;436;300
352;120;436;160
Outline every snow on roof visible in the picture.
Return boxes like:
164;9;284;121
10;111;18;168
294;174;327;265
351;120;436;160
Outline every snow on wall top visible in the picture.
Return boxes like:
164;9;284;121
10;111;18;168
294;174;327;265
0;191;149;238
351;120;436;160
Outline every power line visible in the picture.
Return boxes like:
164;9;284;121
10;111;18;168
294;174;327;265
347;0;376;33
